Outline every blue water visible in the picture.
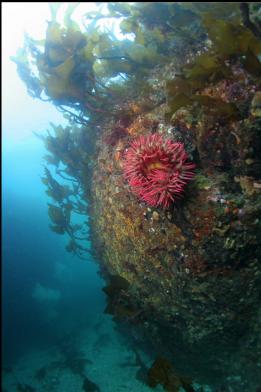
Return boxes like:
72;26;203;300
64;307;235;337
2;113;106;363
2;20;107;374
2;129;158;392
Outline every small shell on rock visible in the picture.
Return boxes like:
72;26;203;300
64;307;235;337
152;211;160;222
250;91;261;117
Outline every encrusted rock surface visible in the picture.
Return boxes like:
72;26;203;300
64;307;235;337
89;62;261;390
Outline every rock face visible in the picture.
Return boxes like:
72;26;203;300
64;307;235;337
89;65;261;390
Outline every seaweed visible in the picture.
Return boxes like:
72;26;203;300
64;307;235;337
102;274;129;315
147;356;195;392
164;5;261;120
13;2;260;123
10;3;215;121
37;122;94;258
102;274;130;297
101;274;142;320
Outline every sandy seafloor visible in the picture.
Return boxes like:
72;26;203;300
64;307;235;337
2;313;211;392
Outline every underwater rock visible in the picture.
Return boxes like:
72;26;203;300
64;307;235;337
89;43;261;391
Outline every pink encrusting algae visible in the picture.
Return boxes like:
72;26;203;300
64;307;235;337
123;133;195;209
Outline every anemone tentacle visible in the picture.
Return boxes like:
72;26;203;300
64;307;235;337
123;133;195;208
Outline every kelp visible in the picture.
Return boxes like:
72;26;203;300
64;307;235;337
47;197;89;259
147;356;195;392
101;274;140;320
49;3;62;23
12;2;260;124
12;3;261;117
165;9;261;120
9;3;213;118
166;77;239;121
40;123;92;259
12;3;174;117
42;167;73;202
181;2;242;20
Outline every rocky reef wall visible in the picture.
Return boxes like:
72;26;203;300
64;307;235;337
89;63;261;389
